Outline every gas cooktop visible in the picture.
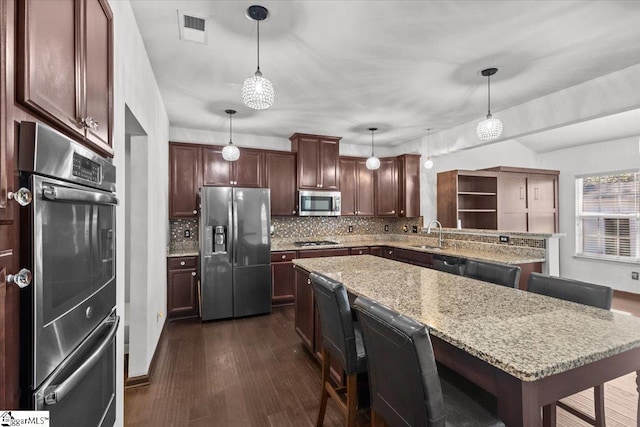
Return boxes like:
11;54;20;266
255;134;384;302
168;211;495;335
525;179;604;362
294;240;340;247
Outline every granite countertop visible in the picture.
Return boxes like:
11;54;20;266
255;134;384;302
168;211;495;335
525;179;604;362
272;236;546;265
167;248;198;257
292;255;640;382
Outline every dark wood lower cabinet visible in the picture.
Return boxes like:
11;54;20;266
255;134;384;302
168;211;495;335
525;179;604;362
294;265;344;385
167;257;199;318
271;251;296;306
393;248;433;268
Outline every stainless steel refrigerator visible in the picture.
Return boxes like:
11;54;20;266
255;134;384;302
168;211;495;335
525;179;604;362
199;186;272;320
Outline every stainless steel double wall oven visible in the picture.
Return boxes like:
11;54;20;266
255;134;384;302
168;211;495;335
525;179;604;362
18;122;119;427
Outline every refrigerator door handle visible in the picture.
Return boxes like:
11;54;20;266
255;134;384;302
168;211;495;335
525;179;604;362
232;201;239;265
204;226;213;256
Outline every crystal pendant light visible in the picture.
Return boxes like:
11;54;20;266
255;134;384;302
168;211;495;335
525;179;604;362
423;128;434;169
476;68;503;141
242;5;274;110
221;109;240;162
366;128;381;170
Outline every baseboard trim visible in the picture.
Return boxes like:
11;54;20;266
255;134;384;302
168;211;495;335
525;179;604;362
124;320;168;389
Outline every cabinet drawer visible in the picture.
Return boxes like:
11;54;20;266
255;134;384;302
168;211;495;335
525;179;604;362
271;251;297;262
167;256;198;270
297;248;350;258
349;247;370;255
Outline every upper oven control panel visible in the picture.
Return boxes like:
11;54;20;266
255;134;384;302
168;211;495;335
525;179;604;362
18;121;115;193
72;153;101;184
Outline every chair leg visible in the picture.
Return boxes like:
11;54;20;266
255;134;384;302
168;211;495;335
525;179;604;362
316;349;331;427
345;373;358;427
594;384;605;427
543;403;557;427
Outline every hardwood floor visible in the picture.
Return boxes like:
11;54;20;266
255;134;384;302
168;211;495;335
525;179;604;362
125;303;639;426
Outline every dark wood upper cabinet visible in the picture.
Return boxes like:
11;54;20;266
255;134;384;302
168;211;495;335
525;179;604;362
340;157;374;216
266;151;297;216
437;170;498;229
374;157;398;216
201;146;230;186
290;133;341;190
437;167;559;232
398;154;421;218
169;143;201;218
202;146;263;188
17;0;113;157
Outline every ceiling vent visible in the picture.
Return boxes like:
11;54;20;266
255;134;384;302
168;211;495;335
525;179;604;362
177;11;208;44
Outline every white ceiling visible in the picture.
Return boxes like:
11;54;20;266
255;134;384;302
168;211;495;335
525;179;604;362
130;1;640;148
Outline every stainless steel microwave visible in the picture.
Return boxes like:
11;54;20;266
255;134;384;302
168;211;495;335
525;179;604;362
298;190;341;216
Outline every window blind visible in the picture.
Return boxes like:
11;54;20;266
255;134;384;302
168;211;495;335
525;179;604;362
575;172;639;261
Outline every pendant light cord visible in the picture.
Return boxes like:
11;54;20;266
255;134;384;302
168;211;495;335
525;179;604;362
427;128;431;158
256;20;261;72
487;74;492;115
371;130;375;156
229;113;234;145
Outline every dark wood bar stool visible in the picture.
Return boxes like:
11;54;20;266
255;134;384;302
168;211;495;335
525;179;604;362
528;272;613;427
353;295;504;427
463;259;521;288
310;272;367;427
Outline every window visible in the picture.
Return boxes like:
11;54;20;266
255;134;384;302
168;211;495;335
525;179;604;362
575;171;639;262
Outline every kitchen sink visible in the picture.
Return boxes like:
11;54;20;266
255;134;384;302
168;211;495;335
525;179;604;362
412;245;442;251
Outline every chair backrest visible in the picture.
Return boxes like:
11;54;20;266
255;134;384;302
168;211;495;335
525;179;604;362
310;272;359;375
353;295;446;427
431;255;465;276
527;272;613;310
463;259;521;288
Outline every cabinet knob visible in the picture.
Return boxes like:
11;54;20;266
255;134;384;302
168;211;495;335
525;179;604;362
307;278;311;284
292;210;296;214
180;261;186;266
191;272;196;276
7;268;32;288
281;255;286;259
358;250;363;255
82;116;99;132
8;187;33;206
400;210;404;214
391;210;395;214
193;210;198;215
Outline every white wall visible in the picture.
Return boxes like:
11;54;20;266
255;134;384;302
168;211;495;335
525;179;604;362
170;126;419;158
109;1;170;425
538;136;640;292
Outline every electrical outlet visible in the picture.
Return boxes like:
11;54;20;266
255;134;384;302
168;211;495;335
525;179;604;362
402;225;409;233
412;226;418;233
348;225;353;233
384;224;389;232
499;235;509;243
632;272;639;280
184;229;191;238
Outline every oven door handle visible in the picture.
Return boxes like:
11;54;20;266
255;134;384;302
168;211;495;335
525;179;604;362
43;315;120;406
43;185;119;206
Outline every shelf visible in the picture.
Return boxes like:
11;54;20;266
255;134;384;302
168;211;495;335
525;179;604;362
458;209;497;213
458;192;497;196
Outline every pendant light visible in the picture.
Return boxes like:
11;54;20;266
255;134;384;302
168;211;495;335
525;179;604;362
476;67;503;141
242;5;274;110
222;109;240;162
423;128;434;169
365;128;381;170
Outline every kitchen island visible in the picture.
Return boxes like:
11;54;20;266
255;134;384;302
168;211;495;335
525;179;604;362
293;255;640;426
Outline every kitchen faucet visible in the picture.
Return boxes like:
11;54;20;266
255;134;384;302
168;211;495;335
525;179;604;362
426;220;444;248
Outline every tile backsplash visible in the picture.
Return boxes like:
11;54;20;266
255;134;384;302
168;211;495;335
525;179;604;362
271;216;423;238
170;216;423;249
170;218;199;251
